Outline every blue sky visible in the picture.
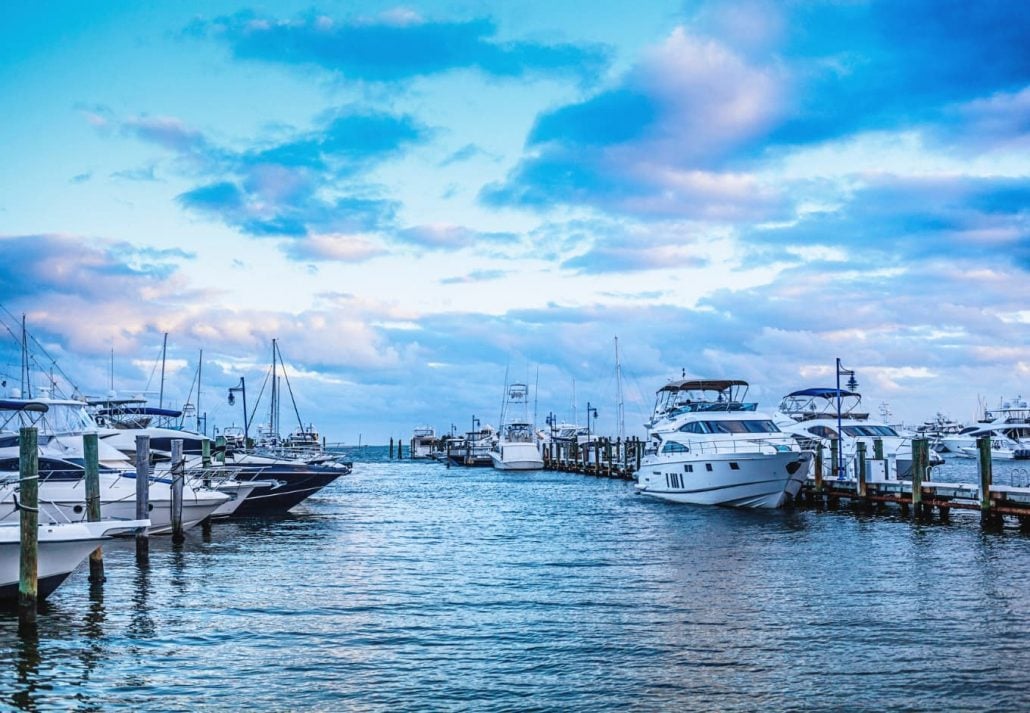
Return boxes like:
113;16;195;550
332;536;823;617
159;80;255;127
1;0;1027;441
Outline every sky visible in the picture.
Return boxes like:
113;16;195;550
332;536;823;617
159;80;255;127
0;0;1028;442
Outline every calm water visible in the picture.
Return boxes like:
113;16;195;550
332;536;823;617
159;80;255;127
1;451;1029;711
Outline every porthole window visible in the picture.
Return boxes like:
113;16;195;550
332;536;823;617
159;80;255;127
73;504;83;514
705;463;713;472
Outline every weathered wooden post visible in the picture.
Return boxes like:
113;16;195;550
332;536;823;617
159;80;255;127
829;438;839;480
83;432;105;584
19;427;39;627
911;437;925;517
202;439;212;468
135;435;150;565
397;440;403;459
214;435;226;464
856;441;867;498
635;437;642;474
978;436;999;529
389;437;394;459
171;439;185;545
813;443;824;490
604;438;612;477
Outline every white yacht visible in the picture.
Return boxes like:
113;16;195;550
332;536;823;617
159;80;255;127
409;426;438;459
635;380;810;508
0;398;229;533
914;412;967;452
939;396;1030;459
490;383;544;471
0;518;149;602
774;388;943;479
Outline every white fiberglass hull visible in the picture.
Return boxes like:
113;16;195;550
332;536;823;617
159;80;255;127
0;475;228;535
956;445;1030;460
490;442;543;471
0;519;148;600
635;451;810;509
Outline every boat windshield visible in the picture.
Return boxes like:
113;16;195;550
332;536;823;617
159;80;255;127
678;420;780;434
841;425;898;437
0;402;100;434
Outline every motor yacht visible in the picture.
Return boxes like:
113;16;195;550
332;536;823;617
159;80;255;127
409;426;439;459
635;379;810;508
939;396;1030;459
774;388;944;479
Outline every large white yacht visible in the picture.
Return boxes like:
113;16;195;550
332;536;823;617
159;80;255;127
490;383;544;471
409;426;438;459
635;379;810;508
939;395;1030;459
774;388;943;479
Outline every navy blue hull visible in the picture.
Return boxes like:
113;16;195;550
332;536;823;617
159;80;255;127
230;465;346;516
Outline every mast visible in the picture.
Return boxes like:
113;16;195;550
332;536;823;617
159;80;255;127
533;366;539;427
197;348;203;434
271;338;278;438
615;336;625;440
158;332;168;410
109;346;114;392
20;314;30;398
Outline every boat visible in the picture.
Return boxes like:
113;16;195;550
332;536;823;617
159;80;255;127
445;426;496;467
914;412;967;452
409;426;439;459
939;396;1030;459
490;383;544;471
0;518;149;603
0;398;230;533
774;388;944;479
634;379;810;508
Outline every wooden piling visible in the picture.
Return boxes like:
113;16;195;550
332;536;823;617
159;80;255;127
856;441;867;497
201;439;212;468
83;432;105;584
873;438;884;460
635;437;641;474
19;427;39;627
977;436;999;529
813;444;824;494
911;437;925;517
135;435;150;564
170;439;185;544
829;438;839;479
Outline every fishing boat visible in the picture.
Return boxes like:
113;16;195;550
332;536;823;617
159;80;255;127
490;383;543;471
0;518;149;602
635;379;810;508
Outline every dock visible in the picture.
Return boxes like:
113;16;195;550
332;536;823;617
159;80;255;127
541;437;642;480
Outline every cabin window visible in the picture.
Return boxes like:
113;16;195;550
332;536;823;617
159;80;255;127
684;464;693;473
729;462;740;470
679;420;780;434
808;425;839;439
705;463;713;471
662;442;689;454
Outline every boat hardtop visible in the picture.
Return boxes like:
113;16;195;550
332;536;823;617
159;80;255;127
777;388;870;422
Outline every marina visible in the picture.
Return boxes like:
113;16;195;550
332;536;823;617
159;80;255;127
2;453;1029;710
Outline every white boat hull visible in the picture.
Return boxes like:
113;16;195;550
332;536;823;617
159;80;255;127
635;451;810;509
0;519;148;600
490;442;543;471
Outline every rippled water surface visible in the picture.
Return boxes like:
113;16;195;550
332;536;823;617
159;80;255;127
2;452;1029;711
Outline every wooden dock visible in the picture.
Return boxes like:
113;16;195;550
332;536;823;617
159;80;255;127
541;437;641;480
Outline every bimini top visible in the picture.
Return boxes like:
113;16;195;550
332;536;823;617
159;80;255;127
658;379;748;394
0;399;49;413
785;388;859;399
95;406;182;418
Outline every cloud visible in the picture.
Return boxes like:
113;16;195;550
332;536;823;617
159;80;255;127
439;269;509;285
111;164;159;182
394;224;517;251
482;26;788;219
192;11;609;83
439;143;485;167
108;108;422;246
70;172;92;184
282;234;387;262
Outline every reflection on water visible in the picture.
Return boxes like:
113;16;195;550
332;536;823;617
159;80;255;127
0;457;1027;711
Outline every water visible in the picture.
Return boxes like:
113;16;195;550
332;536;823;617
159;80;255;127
2;452;1029;711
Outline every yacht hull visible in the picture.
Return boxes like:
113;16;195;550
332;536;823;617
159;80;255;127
230;466;344;515
635;452;810;509
490;442;543;471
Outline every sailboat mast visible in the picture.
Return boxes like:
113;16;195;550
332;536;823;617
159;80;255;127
158;332;168;409
110;346;114;392
20;314;30;398
271;338;278;438
197;348;203;434
615;336;625;440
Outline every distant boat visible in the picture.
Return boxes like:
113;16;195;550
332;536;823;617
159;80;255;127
0;518;148;602
774;387;944;479
635;379;810;508
409;426;439;459
913;412;966;452
939;396;1030;459
490;383;544;471
445;426;496;467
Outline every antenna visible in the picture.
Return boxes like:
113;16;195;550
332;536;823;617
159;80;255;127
197;348;203;434
533;366;539;427
158;332;168;410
